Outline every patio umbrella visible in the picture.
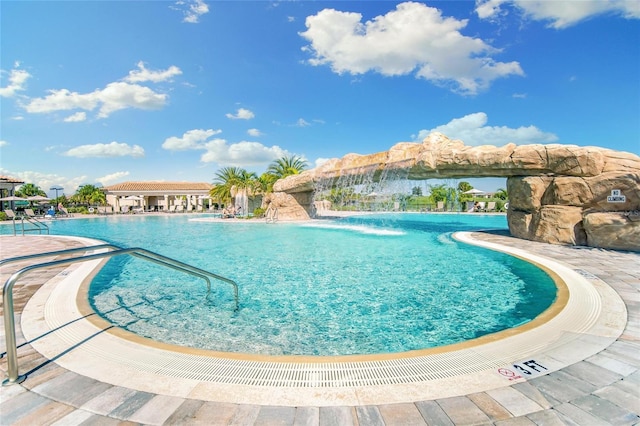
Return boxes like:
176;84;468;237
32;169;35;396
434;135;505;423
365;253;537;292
0;196;27;201
27;195;51;202
463;188;485;196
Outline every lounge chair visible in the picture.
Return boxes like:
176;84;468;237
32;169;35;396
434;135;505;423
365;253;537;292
436;201;445;212
187;204;194;213
475;201;485;212
25;208;41;218
4;209;19;220
168;205;176;213
196;205;204;212
485;201;496;212
58;206;70;217
121;206;130;214
175;205;184;213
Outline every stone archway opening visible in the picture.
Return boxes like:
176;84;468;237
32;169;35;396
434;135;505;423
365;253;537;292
266;133;639;251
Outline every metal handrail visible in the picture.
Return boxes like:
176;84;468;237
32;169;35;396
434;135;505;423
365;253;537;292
2;244;239;385
11;216;49;236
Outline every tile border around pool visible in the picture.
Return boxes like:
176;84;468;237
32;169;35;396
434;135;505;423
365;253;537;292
19;233;627;406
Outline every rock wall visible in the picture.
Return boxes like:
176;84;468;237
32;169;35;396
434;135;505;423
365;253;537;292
267;133;640;251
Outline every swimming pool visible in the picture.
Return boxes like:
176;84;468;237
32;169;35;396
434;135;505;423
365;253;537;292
2;213;557;356
3;214;556;355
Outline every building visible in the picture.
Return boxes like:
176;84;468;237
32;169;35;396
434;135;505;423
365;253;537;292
102;181;214;213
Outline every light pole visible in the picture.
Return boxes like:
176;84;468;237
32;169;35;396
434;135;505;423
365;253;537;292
50;186;63;209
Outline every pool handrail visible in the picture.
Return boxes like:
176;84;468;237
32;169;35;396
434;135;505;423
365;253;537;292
10;215;50;236
1;244;240;385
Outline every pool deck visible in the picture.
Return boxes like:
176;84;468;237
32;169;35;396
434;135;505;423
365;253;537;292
1;232;639;425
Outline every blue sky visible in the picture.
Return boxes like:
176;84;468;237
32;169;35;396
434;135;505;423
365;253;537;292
1;0;639;197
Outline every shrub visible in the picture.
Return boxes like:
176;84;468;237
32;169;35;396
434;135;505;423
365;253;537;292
253;207;265;218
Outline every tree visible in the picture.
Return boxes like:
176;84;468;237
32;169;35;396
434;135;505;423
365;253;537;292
209;167;258;206
494;188;508;200
411;186;423;196
15;183;46;197
71;184;106;206
267;155;308;179
428;184;448;203
457;181;473;202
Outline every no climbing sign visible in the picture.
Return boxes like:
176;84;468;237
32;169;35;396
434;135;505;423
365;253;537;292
607;189;626;203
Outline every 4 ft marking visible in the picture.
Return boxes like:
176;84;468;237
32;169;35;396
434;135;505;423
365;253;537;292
498;359;548;381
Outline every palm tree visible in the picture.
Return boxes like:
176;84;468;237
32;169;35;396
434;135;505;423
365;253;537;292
71;184;106;206
266;155;308;180
494;188;508;200
209;167;258;206
15;183;46;197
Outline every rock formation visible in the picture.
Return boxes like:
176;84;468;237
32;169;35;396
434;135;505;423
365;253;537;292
269;133;640;251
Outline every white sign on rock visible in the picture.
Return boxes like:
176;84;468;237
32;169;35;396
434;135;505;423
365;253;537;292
607;189;626;203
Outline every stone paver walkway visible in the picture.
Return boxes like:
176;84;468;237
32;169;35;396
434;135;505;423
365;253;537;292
0;233;638;425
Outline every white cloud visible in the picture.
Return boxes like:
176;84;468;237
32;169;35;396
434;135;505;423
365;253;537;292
0;67;31;98
124;61;183;83
0;168;87;196
0;140;8;147
226;108;255;120
300;2;524;95
201;139;290;167
64;141;145;158
315;157;331;167
247;128;263;137
295;118;311;127
174;0;209;23
96;171;130;186
162;128;222;150
64;112;87;122
414;112;558;146
24;82;167;118
475;0;640;29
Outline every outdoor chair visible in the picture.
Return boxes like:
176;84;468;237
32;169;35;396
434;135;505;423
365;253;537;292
58;206;70;217
4;209;19;220
485;201;496;212
436;201;445;212
24;208;41;218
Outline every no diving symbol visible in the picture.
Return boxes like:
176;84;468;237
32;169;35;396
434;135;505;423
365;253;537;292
497;368;522;381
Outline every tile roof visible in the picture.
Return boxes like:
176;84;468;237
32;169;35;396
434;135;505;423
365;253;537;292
0;175;25;184
103;181;213;192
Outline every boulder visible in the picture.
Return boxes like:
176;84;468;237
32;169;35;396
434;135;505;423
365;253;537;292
530;206;587;246
583;212;640;251
507;176;553;211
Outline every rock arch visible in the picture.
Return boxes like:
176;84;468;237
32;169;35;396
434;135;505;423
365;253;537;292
267;133;640;251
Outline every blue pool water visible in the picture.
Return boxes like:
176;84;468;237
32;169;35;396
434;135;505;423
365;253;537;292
2;213;557;356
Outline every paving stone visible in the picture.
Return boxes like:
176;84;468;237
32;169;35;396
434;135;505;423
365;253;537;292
254;405;297;426
485;386;544;417
107;390;154;419
467;392;512;421
81;386;138;416
605;341;640;366
50;409;96;425
493;416;536;425
163;398;205;425
570;393;640;425
190;400;239;424
355;405;384;426
525;409;568;425
0;387;51;424
319;406;354;426
32;371;113;407
437;396;492;425
594;383;640;415
11;399;75;426
378;403;426;425
415;400;454;426
227;403;261;425
128;393;185;425
554;402;612;426
586;353;638;376
528;373;590;403
293;406;319;426
562;360;623;387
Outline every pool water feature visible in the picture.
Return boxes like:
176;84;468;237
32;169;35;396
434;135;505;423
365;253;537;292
3;213;557;356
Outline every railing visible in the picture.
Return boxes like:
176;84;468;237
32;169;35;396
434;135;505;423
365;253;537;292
1;244;239;385
265;207;278;223
11;216;49;235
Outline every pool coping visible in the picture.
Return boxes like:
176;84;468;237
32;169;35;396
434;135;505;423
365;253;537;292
19;233;627;406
